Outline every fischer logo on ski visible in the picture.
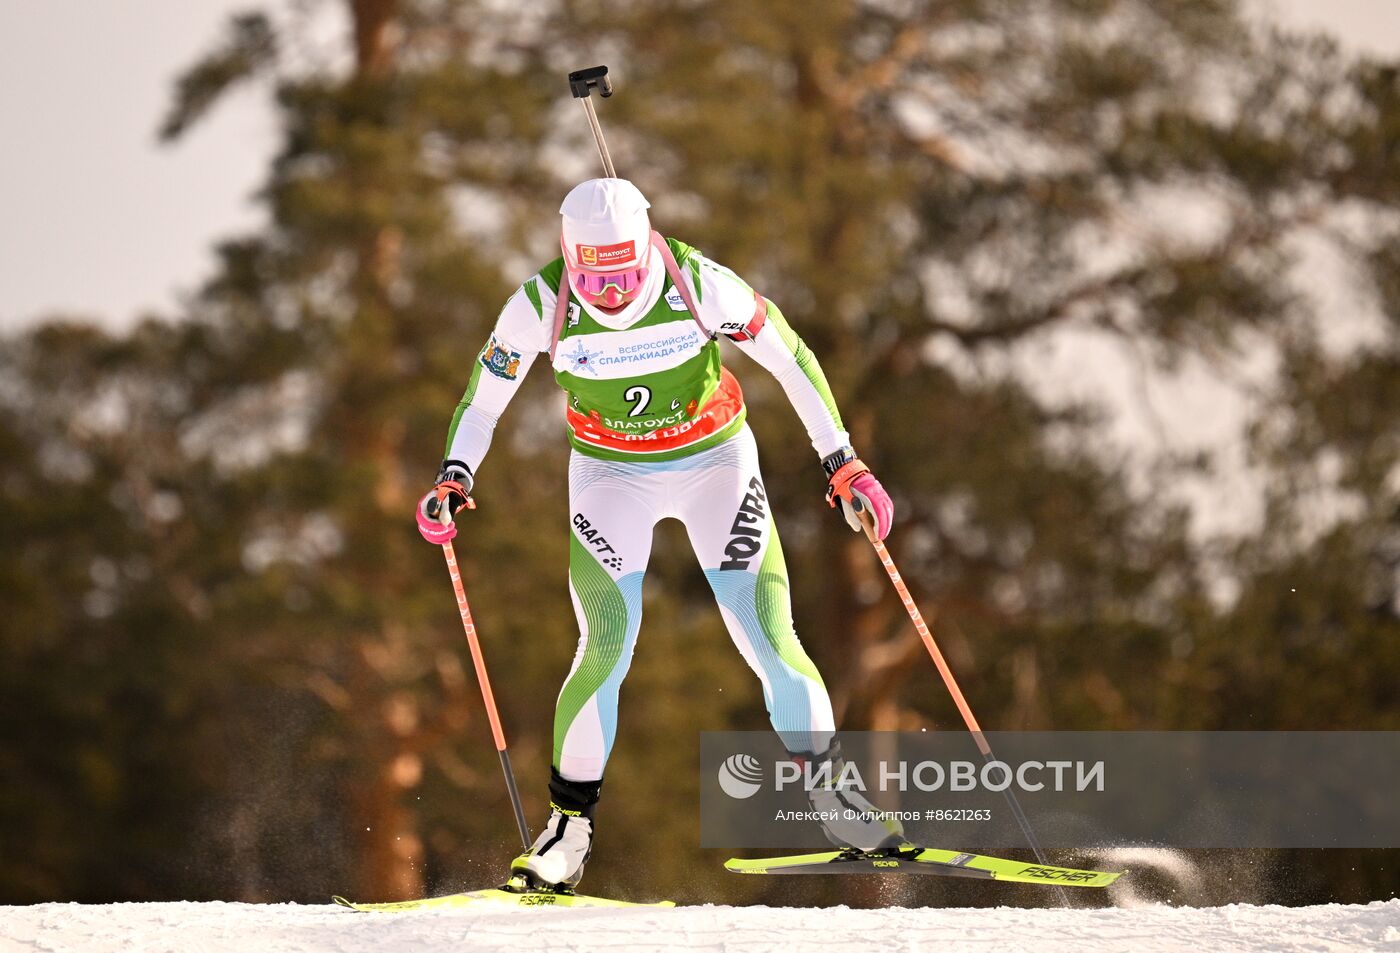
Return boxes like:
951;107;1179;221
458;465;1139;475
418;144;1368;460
1017;865;1101;883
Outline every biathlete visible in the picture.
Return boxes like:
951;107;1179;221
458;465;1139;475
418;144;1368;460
417;177;901;888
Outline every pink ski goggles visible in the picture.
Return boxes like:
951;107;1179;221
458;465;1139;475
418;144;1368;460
572;266;649;309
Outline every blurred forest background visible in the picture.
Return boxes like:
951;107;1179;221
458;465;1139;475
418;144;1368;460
2;0;1398;909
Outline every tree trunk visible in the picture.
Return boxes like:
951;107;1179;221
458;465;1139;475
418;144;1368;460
351;0;401;78
342;0;425;901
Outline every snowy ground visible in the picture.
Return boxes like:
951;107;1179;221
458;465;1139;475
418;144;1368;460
3;900;1399;953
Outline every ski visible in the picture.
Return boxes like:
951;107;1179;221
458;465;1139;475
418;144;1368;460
332;885;675;911
724;846;1123;888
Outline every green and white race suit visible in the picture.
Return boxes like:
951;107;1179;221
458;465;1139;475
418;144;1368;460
445;238;850;780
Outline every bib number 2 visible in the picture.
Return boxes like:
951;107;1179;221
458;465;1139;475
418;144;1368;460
624;385;651;417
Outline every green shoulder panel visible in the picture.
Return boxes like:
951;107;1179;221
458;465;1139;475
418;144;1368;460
664;237;703;303
522;278;543;319
664;236;698;264
525;257;567;320
537;256;566;297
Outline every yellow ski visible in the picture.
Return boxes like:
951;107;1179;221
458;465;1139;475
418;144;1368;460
332;887;675;911
724;846;1122;888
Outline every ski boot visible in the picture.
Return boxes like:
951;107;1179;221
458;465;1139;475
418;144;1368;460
800;743;905;852
509;770;600;891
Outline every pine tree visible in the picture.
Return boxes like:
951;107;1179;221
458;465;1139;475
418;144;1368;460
2;0;1397;905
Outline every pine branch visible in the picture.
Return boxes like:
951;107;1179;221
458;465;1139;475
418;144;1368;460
158;12;277;142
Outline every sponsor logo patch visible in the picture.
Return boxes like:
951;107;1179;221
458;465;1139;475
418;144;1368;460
719;477;767;571
552;325;704;380
480;335;522;380
664;288;688;311
562;340;603;377
567;302;582;327
576;240;636;268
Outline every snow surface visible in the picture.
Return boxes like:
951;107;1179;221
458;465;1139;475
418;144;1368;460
3;899;1399;953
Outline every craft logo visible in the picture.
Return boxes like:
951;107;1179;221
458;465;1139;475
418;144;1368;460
572;512;617;557
480;335;521;380
577;240;635;268
718;753;764;799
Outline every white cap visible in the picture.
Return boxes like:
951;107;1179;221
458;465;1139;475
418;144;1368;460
559;178;652;273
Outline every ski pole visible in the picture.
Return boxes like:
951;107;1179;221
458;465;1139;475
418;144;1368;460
440;525;531;853
861;520;1070;904
568;65;617;177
